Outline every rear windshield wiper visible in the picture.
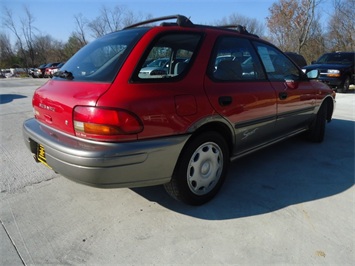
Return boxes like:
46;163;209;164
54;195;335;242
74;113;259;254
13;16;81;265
54;70;74;80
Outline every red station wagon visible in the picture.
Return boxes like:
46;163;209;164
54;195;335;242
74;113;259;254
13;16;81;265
23;15;335;205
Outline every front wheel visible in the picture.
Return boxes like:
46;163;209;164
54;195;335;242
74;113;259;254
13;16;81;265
306;103;327;143
339;76;350;93
164;132;229;205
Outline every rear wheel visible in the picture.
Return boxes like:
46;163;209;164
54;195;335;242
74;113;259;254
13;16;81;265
164;132;229;205
307;103;327;143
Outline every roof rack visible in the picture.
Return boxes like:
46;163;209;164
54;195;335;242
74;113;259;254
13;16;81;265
124;15;193;29
218;25;259;38
219;25;248;33
124;15;259;38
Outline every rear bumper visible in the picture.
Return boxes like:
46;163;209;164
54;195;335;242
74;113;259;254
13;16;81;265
23;118;188;188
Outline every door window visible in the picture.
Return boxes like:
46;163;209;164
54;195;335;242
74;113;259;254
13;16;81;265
210;37;266;81
253;42;302;81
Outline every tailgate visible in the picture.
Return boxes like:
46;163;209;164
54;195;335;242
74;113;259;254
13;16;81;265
32;79;111;135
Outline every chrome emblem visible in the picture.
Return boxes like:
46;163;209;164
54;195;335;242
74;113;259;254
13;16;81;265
39;103;55;112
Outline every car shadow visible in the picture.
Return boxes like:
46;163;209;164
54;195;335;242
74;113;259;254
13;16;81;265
132;119;354;220
0;94;27;104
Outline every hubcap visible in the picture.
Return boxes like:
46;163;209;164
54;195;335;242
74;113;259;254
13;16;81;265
187;142;223;195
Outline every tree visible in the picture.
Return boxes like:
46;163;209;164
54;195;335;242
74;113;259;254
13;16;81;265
33;35;63;64
73;14;89;46
86;5;150;38
63;34;85;59
3;6;38;67
215;13;265;37
266;0;321;53
88;5;128;38
327;0;355;51
302;17;327;61
0;33;15;68
21;6;37;66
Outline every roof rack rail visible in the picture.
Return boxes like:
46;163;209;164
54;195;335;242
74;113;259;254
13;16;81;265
218;25;259;38
219;25;247;33
124;15;193;29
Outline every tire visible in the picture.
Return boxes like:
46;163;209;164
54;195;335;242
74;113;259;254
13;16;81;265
307;103;327;143
164;132;229;205
339;76;350;93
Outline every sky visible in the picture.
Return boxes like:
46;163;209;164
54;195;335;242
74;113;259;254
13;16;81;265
2;0;334;43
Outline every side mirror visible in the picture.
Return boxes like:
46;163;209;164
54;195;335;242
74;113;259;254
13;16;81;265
306;69;319;79
311;60;317;64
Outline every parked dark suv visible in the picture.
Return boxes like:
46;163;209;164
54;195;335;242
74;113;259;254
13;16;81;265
23;15;335;205
285;52;307;67
302;52;355;92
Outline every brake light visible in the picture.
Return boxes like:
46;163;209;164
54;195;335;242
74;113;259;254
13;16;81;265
73;106;143;141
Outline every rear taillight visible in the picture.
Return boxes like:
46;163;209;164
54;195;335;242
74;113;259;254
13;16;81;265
73;106;143;141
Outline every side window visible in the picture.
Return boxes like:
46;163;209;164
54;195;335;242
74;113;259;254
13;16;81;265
253;42;301;81
211;37;265;81
137;33;201;80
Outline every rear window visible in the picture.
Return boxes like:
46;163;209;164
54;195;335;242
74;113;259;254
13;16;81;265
53;28;148;82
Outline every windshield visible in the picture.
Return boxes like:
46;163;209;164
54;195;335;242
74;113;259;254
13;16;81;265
317;53;354;65
53;28;148;82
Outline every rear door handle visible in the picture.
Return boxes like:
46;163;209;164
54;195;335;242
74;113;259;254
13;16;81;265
218;96;232;106
279;92;288;100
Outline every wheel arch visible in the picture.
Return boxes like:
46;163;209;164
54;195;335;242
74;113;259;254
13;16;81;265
321;95;335;122
185;117;234;157
344;72;353;83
